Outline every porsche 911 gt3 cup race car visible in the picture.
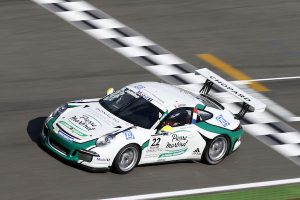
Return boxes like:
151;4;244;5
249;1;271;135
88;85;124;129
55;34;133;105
41;68;265;173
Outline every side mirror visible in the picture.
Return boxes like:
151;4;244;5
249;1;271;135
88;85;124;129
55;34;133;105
106;88;114;95
160;125;173;134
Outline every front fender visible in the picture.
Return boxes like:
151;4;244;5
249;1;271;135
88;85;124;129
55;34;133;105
92;129;148;166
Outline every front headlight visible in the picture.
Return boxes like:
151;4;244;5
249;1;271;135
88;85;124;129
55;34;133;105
51;103;68;117
96;133;115;147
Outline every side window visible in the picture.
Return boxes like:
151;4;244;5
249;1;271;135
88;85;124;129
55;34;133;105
160;108;192;128
196;110;212;122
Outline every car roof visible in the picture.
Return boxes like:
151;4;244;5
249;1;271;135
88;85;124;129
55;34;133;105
126;82;204;111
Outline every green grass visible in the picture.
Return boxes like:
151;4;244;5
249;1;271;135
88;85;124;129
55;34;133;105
168;184;300;200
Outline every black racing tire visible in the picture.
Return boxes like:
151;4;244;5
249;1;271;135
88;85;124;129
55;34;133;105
112;144;141;174
202;135;230;165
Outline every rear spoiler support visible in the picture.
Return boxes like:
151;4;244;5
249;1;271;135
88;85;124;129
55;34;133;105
236;102;250;119
199;79;213;94
195;68;266;118
200;79;250;119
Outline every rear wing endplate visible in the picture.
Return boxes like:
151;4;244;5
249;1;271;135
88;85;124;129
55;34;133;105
195;68;266;118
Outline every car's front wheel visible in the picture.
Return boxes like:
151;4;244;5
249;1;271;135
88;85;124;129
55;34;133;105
112;144;140;174
203;135;229;165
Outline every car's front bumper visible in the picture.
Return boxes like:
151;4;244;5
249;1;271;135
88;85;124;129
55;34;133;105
40;118;110;171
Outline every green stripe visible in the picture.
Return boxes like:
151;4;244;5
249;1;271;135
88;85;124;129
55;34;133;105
67;104;79;108
141;140;150;150
44;116;97;162
160;110;169;121
159;148;187;158
58;120;88;137
196;121;243;152
173;130;192;134
67;118;87;132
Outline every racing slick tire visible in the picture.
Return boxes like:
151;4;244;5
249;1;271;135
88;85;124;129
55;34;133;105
202;135;229;165
112;144;141;174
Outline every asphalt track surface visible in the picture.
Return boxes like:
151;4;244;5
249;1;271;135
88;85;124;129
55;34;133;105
1;0;300;199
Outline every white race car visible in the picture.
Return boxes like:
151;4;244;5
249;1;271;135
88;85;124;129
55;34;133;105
41;69;265;173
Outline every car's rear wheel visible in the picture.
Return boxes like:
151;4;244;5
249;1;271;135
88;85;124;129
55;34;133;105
112;144;140;174
203;135;229;165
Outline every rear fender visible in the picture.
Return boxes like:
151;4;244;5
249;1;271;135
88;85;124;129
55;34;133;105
198;128;219;140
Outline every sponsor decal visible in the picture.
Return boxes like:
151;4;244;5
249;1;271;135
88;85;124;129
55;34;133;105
166;133;189;148
136;90;153;101
57;130;74;142
172;134;188;141
146;148;163;153
159;148;188;158
134;84;145;90
192;148;201;155
216;114;230;127
125;88;139;98
59;120;88;137
96;157;110;162
70;114;98;131
96;108;119;124
146;147;164;157
123;130;135;140
125;88;153;101
209;75;251;102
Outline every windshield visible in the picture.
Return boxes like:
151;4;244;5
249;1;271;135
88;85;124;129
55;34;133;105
100;89;163;129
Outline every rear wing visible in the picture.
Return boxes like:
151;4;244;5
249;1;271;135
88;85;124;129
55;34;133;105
195;68;266;118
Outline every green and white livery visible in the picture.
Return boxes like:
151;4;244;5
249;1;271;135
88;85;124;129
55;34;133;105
41;70;265;174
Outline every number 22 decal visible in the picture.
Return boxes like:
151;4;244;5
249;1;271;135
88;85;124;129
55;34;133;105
151;138;161;146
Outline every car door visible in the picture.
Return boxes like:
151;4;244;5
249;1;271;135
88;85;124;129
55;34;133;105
140;129;168;164
143;107;203;163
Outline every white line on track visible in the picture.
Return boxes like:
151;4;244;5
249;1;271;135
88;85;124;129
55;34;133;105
232;75;300;85
290;117;300;122
101;178;300;200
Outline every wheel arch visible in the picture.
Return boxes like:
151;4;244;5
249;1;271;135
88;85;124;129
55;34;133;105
111;143;142;174
199;132;231;154
220;134;232;156
200;133;232;165
129;142;142;164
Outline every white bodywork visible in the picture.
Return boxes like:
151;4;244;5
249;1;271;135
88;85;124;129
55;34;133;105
46;82;242;169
